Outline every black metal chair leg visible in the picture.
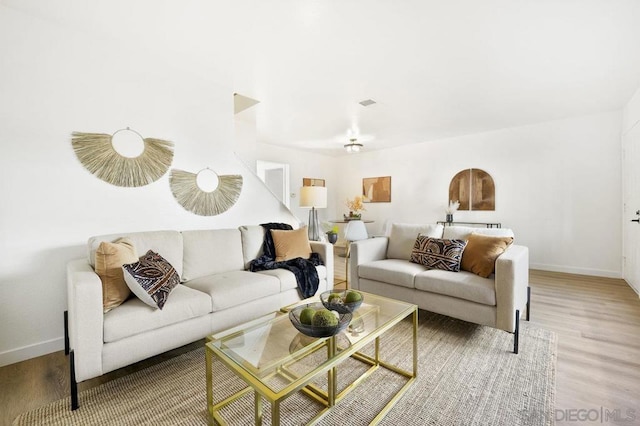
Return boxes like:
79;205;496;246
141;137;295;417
64;311;70;356
526;286;531;321
70;350;79;410
513;309;520;354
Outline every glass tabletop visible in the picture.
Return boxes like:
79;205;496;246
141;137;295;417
207;292;415;393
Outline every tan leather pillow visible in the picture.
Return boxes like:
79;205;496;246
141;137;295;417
461;234;514;278
270;227;312;262
95;237;138;313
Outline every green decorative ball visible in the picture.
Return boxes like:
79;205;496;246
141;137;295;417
328;293;342;303
312;309;338;327
345;291;362;303
300;307;315;325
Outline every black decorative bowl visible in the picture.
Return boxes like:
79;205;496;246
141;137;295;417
319;290;364;314
289;302;352;338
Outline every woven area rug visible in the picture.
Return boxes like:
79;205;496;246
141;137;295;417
14;311;556;426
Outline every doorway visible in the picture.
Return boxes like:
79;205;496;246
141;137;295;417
256;160;290;209
623;120;640;294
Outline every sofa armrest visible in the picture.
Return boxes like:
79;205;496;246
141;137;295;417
67;259;104;382
494;245;529;333
349;237;389;290
310;241;334;290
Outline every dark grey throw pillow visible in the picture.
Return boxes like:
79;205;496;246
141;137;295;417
122;250;180;309
410;236;467;272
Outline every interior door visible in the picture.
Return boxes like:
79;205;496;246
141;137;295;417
623;121;640;294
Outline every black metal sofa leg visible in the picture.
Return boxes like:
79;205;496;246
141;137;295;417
512;287;532;354
64;311;70;356
70;350;79;410
513;309;520;354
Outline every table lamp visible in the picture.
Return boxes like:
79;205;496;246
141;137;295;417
299;186;327;241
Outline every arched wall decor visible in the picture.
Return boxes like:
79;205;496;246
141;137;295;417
169;168;243;216
449;168;495;211
71;128;174;187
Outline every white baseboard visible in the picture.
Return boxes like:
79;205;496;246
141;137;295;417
530;263;622;279
0;337;64;367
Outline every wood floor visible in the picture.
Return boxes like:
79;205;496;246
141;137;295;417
1;256;639;426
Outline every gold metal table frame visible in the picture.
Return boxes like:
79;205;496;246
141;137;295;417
205;293;418;425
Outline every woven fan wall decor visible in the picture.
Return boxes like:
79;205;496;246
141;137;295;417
71;128;174;187
170;168;243;216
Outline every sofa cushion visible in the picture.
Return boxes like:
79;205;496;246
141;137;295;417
182;229;245;281
257;265;327;292
461;234;514;278
410;236;467;272
122;250;181;310
442;226;514;241
414;269;496;306
359;259;427;289
184;271;281;312
89;230;184;278
239;225;266;269
257;269;298;291
270;227;312;261
94;237;138;313
387;223;444;260
103;284;212;343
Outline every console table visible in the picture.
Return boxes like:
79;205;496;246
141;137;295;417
329;219;374;224
436;221;502;228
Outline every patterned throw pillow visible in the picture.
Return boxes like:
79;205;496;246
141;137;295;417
122;250;180;309
410;236;467;272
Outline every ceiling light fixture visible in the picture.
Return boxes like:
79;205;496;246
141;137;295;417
344;138;363;153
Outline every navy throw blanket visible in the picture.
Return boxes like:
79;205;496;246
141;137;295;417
249;222;323;298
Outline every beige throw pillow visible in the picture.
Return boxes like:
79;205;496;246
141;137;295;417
270;227;312;262
461;234;514;278
95;237;138;313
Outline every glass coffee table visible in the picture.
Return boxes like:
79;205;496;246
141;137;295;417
205;292;418;425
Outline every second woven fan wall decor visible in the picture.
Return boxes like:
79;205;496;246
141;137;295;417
71;128;174;187
169;168;243;216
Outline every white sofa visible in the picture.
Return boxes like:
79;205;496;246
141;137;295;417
65;225;333;409
350;224;529;352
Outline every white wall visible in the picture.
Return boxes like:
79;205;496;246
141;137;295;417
335;111;623;278
623;87;640;133
0;3;629;366
234;103;341;229
0;6;297;365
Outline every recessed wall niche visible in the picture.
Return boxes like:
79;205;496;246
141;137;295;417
449;169;495;211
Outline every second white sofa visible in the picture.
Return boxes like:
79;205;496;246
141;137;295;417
350;223;529;353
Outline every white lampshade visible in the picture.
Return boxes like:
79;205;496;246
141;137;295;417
299;186;327;208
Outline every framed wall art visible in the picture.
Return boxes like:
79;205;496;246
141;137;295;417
448;168;495;210
303;178;325;187
362;176;391;202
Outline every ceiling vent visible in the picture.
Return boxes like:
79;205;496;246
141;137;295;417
359;99;376;107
